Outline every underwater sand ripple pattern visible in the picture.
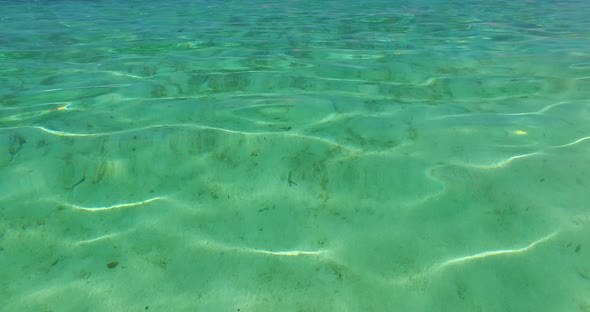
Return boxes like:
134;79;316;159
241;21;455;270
2;0;590;311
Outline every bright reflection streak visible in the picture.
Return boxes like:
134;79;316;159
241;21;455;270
466;152;542;169
250;249;323;256
436;231;558;269
75;233;120;245
71;196;166;211
551;135;590;149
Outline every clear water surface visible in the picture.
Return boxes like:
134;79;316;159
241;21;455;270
1;0;590;311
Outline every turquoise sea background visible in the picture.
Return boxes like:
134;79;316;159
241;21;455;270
1;0;590;310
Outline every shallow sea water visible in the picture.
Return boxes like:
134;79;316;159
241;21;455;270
1;0;590;311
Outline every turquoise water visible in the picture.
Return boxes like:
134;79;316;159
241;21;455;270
1;0;590;310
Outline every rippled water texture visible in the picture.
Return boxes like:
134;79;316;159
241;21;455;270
1;0;590;310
